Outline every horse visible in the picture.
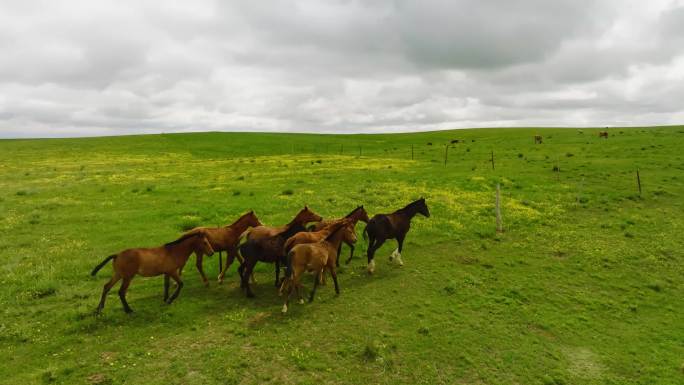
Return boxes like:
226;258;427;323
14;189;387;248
534;135;543;144
242;206;322;241
237;221;307;298
363;198;430;274
307;205;369;265
284;218;358;284
180;211;262;286
90;232;215;313
280;220;356;313
599;131;608;139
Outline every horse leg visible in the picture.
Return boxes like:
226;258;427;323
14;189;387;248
218;251;223;276
218;248;236;283
274;258;280;288
236;252;257;284
336;244;342;267
118;277;133;314
96;273;120;313
367;238;385;274
163;274;170;302
166;271;184;304
195;252;209;287
330;267;340;295
241;259;257;298
345;241;355;265
309;271;321;303
395;234;406;266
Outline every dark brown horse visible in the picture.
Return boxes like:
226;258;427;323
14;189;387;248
243;206;322;241
91;232;215;313
363;198;430;274
599;131;608;139
534;135;543;144
237;221;307;297
308;205;369;265
181;211;262;286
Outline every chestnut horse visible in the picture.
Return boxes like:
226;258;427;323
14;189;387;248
364;198;430;274
280;220;355;313
181;211;262;286
91;232;214;313
238;221;307;297
307;205;369;265
243;206;322;241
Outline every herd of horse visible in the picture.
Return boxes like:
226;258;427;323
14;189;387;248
91;198;431;314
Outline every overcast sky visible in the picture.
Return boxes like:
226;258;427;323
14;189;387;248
1;0;683;138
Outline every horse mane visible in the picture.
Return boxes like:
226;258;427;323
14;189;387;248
228;210;253;227
344;206;362;218
165;232;201;247
398;198;424;213
323;220;349;242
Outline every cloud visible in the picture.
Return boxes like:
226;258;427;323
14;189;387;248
0;0;683;138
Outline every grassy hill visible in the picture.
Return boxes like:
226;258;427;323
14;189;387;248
1;126;683;385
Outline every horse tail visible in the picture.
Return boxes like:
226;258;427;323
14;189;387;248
283;237;295;255
285;250;294;278
91;254;116;276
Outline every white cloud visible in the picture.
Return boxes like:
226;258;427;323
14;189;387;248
0;0;683;138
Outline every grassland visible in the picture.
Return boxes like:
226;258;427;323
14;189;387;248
0;126;683;385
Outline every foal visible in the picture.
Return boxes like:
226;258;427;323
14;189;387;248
91;232;215;313
238;221;306;297
280;220;355;313
181;211;262;286
363;198;430;274
307;205;369;265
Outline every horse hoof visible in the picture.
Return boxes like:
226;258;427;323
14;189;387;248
298;299;305;305
281;304;288;313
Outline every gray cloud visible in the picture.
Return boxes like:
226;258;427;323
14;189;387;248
0;0;683;138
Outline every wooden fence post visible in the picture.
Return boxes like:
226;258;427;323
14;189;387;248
636;169;642;196
490;150;495;170
444;145;449;166
496;183;503;232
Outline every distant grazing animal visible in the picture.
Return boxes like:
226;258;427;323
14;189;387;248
91;232;215;313
242;206;322;241
599;131;608;139
534;135;543;144
363;198;430;274
238;221;306;298
307;205;370;265
426;142;432;146
450;139;461;144
280;220;355;313
181;211;262;286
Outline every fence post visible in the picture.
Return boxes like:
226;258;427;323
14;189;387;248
490;150;495;170
358;145;362;157
444;145;449;166
636;169;642;196
411;144;414;160
496;183;503;232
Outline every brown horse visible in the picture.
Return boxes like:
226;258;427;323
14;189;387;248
91;232;215;313
280;220;355;313
307;205;369;265
534;135;543;144
181;211;262;286
243;206;322;241
599;131;608;139
238;220;308;297
363;198;430;274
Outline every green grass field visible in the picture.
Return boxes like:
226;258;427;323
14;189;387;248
1;126;683;385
